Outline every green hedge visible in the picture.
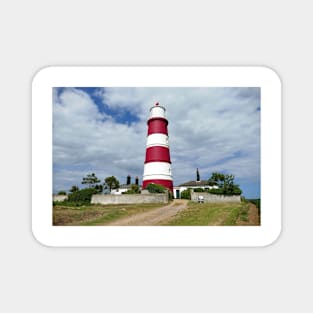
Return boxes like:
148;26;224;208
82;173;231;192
145;183;166;193
181;189;191;199
208;186;242;195
122;184;141;194
67;188;98;204
193;188;205;192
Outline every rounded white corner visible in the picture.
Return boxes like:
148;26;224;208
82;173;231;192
31;225;54;248
261;225;282;248
32;66;56;87
257;65;282;87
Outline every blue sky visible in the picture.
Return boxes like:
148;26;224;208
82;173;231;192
53;87;260;198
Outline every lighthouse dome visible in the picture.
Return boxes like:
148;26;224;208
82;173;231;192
149;102;166;119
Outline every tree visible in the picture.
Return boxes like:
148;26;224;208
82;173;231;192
57;190;67;195
209;172;225;187
81;173;100;188
94;184;103;194
208;172;242;195
104;176;120;190
69;185;79;193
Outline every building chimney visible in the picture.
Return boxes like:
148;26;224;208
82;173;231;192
127;175;131;185
135;176;139;185
196;168;200;182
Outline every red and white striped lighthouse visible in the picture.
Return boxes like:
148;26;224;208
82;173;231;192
142;102;173;192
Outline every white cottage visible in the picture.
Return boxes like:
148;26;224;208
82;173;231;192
173;169;218;199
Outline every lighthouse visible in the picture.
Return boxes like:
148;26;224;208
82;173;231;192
142;102;173;192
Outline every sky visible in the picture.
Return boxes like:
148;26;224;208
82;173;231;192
53;87;260;198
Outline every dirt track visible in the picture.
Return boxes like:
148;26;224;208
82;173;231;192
106;199;188;226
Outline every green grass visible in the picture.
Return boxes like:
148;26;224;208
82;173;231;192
163;201;249;226
53;203;163;226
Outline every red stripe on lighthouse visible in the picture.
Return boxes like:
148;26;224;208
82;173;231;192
142;179;173;191
147;118;168;135
145;146;171;164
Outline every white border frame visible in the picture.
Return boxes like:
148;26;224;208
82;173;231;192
32;66;281;247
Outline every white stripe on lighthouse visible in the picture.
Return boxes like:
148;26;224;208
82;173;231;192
143;162;173;180
146;133;169;148
143;174;173;181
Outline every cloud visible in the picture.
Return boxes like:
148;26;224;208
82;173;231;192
53;88;146;188
53;87;260;197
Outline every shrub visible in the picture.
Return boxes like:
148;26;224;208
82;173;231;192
226;185;242;195
122;184;141;194
57;191;67;195
145;183;166;193
207;188;224;195
193;188;205;192
69;185;79;193
67;188;98;204
208;186;242;195
181;189;191;200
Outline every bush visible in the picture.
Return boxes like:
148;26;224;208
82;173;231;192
122;184;141;194
181;189;191;200
207;186;242;195
145;183;166;193
67;188;98;204
226;185;242;195
57;191;67;195
207;188;224;195
193;188;205;192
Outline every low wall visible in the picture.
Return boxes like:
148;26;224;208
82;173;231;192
91;193;168;205
190;191;241;203
53;195;68;202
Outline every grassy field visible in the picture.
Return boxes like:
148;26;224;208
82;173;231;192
53;200;259;226
53;203;163;226
162;201;251;226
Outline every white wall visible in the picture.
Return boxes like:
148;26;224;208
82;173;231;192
190;191;241;203
110;188;128;195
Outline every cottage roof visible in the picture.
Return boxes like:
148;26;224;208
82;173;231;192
178;180;211;187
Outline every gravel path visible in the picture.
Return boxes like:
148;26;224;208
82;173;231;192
106;199;188;226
